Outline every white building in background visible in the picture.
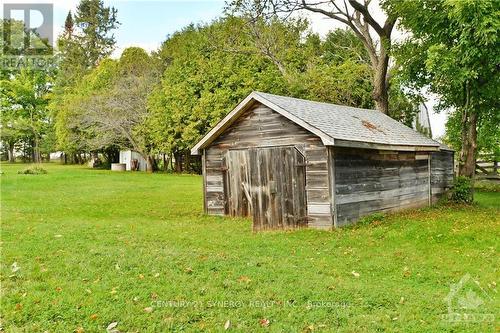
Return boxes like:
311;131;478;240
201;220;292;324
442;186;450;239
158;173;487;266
50;151;64;160
119;150;147;171
413;103;433;138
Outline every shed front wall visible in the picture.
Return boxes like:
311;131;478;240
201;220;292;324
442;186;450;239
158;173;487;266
203;102;332;228
332;147;431;226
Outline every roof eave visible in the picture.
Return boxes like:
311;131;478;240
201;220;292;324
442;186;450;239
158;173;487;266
191;93;258;155
333;139;440;152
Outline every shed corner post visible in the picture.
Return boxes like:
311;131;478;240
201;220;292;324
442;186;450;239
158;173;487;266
428;153;432;206
327;146;338;229
202;148;207;214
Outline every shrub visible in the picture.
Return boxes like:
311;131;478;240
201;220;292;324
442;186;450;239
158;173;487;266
17;166;48;175
450;176;473;204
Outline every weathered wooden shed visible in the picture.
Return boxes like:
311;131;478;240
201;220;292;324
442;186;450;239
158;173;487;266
191;92;454;230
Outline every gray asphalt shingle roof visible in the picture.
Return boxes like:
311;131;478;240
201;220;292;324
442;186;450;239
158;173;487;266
255;91;440;148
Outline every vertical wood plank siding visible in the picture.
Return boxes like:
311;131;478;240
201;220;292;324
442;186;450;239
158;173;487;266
203;102;332;228
333;147;431;226
430;151;454;203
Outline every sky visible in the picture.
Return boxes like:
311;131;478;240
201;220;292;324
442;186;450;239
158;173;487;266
49;0;227;55
4;0;447;138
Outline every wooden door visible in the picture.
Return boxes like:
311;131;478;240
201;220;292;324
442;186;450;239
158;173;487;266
225;150;252;217
225;147;307;230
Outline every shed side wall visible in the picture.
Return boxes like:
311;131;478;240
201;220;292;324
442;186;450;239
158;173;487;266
333;147;430;226
204;102;332;228
430;150;454;203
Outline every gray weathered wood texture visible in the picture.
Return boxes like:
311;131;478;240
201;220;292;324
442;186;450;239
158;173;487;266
430;150;454;203
203;102;332;228
333;147;431;226
225;147;307;230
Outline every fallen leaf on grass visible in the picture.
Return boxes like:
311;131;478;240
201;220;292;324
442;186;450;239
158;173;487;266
90;314;98;320
143;307;153;313
237;276;251;283
15;303;22;310
351;271;360;278
138;274;144;280
75;327;84;333
11;262;20;273
224;320;231;330
304;324;315;332
106;322;118;333
259;319;270;327
154;273;160;278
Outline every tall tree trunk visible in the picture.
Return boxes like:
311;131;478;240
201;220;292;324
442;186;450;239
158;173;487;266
297;0;395;115
373;72;389;114
372;46;390;115
458;110;478;178
174;152;183;173
7;144;15;163
184;151;191;173
458;82;477;178
146;155;155;173
163;153;170;171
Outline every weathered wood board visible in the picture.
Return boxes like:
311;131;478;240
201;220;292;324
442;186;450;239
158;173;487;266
225;147;307;230
430;150;454;203
333;147;431;226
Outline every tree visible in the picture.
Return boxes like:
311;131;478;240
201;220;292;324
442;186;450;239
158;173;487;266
445;108;500;162
0;68;53;163
389;0;500;178
73;0;119;68
52;0;119;160
0;110;23;162
231;0;397;114
69;48;160;171
148;17;383;171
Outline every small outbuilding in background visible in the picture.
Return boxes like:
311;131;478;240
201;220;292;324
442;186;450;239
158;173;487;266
192;92;454;230
119;150;147;171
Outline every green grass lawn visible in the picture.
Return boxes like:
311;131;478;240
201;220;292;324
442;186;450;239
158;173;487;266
1;163;498;332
